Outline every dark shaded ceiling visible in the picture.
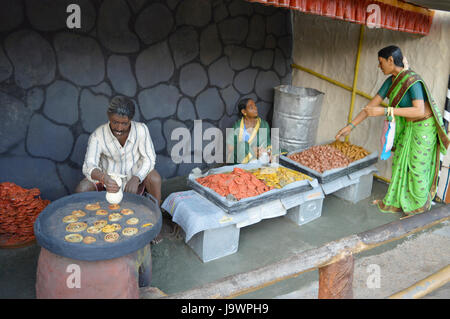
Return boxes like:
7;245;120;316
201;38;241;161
405;0;450;11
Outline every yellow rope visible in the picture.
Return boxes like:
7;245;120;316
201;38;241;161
291;64;388;107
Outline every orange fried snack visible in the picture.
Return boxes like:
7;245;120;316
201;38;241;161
196;167;273;201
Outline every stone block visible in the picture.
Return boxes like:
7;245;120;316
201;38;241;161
70;134;89;167
247;15;265;50
177;98;197;121
91;82;112;97
27;114;74;162
274;48;287;77
234;69;258;94
136;41;174;88
139;84;180;119
155;154;177;179
135;3;173;45
195;88;225;121
5;30;55;89
98;0;140;53
200;25;222;66
252;49;274;70
220;86;240;116
0;92;32;153
209;57;234;89
176;0;212;27
255;71;280;102
146;120;166;153
54;33;104;87
26;88;45;111
267;11;288;37
219;17;248;45
57;163;85;194
80;89;110;133
169;27;199;68
44;80;79;125
229;0;254;17
179;63;207;97
107;55;137;97
224;45;252;71
0;44;12;82
0;0;23;32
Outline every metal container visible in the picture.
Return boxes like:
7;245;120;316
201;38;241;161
273;85;324;152
187;162;318;214
279;141;378;184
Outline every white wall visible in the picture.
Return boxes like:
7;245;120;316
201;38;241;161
291;10;450;178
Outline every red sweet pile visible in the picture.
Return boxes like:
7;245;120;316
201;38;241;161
196;167;274;200
0;182;50;247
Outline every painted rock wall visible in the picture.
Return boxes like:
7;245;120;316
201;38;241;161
0;0;292;200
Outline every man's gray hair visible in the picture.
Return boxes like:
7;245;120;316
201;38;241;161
108;96;135;119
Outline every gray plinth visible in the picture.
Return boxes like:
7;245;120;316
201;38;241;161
332;173;374;204
186;224;240;263
285;198;324;226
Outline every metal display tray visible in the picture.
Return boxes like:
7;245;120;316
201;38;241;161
187;163;319;214
279;141;378;184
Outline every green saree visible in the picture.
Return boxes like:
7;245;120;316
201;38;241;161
227;117;271;164
378;70;450;215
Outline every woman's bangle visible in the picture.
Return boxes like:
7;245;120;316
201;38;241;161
348;122;356;130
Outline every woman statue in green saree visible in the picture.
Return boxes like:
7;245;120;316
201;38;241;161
335;45;450;216
226;98;271;164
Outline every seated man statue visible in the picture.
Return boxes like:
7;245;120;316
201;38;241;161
75;96;161;205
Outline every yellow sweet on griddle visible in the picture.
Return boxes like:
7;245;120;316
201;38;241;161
65;234;83;243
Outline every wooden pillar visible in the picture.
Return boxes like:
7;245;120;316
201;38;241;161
318;254;354;299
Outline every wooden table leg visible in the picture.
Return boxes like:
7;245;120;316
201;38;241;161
318;254;354;299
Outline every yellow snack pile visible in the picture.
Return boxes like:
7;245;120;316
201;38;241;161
249;166;312;189
328;140;369;162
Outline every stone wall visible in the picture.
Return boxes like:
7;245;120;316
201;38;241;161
0;0;292;200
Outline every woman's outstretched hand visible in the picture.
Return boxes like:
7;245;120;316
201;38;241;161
335;125;352;140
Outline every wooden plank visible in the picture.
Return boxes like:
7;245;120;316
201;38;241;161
318;254;354;299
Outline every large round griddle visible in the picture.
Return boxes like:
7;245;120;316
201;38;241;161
34;192;162;261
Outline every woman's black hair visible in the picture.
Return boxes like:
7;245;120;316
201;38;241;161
107;96;135;119
378;45;404;67
237;98;252;117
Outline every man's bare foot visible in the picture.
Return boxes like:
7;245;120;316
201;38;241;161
151;234;163;245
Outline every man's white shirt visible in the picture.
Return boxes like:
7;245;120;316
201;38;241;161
82;121;156;184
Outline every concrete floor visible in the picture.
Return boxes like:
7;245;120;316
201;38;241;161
0;178;448;299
